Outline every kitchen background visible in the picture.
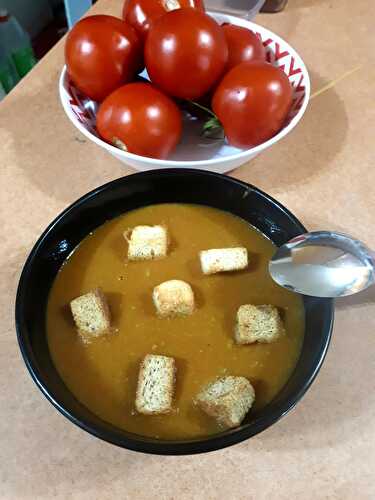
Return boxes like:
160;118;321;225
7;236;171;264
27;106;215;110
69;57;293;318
0;0;284;99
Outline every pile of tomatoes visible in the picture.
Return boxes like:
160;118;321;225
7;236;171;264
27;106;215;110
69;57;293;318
65;0;293;159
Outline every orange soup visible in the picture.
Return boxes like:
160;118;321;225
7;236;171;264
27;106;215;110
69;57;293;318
47;204;304;439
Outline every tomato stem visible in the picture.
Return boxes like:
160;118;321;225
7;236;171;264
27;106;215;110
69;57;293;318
185;100;225;140
202;116;224;139
189;100;217;118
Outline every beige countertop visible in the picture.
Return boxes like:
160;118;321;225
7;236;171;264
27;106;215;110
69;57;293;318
1;0;375;498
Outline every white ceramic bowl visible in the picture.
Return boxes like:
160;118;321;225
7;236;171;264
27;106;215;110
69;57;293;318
59;11;310;173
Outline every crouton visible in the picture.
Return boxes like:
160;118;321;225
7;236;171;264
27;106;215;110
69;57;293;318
196;376;255;428
135;354;176;414
125;225;168;261
70;288;111;339
234;304;284;344
153;279;195;317
199;247;248;275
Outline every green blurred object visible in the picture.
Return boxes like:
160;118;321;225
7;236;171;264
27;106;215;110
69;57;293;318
0;57;19;92
0;40;19;93
0;81;5;100
261;0;288;12
12;45;37;77
0;8;37;84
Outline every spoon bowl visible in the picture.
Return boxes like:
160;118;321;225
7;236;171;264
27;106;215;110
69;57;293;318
269;231;375;298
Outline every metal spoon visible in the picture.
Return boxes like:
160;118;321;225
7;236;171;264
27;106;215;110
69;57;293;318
269;231;375;297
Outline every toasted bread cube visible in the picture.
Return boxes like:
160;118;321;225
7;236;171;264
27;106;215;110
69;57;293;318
135;354;176;414
197;376;255;428
153;279;195;317
125;225;168;261
235;304;284;344
70;288;111;339
200;247;248;275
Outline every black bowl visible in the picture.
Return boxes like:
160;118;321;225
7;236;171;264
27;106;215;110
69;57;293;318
16;169;333;455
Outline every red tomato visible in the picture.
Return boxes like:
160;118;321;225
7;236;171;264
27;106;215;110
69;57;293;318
222;23;266;70
122;0;205;39
96;82;182;159
145;8;228;100
65;15;142;101
212;61;293;148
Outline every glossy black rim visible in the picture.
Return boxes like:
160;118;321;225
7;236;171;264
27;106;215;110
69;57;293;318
15;169;334;455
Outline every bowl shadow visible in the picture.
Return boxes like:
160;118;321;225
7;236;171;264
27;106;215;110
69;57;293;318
6;81;131;205
11;70;342;206
286;0;329;9
336;286;375;310
235;326;372;453
232;70;348;193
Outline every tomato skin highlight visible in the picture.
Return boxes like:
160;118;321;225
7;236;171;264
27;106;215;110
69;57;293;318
222;23;266;70
145;8;228;100
96;82;182;159
212;61;293;149
122;0;205;40
65;15;143;101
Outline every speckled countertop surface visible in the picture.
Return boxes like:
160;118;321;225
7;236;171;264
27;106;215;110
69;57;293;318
1;0;374;498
